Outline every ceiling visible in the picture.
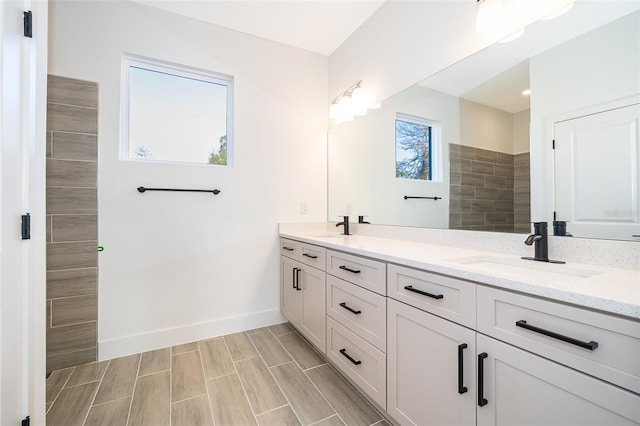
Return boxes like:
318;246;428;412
129;0;385;56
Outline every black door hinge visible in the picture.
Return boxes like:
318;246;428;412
552;139;555;149
22;416;30;426
23;11;32;38
21;213;31;240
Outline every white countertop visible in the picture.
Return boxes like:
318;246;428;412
280;230;640;320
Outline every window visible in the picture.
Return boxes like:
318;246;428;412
121;54;233;165
395;113;439;180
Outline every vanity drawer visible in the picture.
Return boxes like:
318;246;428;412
299;243;326;270
327;250;386;295
280;238;326;270
477;286;640;393
280;238;300;259
388;264;476;328
326;317;386;409
327;275;386;352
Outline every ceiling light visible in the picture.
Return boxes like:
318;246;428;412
476;0;512;34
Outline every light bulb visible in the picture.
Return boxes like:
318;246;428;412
476;0;509;34
352;86;374;115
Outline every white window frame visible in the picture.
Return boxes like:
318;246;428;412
120;53;234;166
395;112;443;182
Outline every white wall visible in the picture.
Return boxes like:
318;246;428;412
529;10;640;221
48;0;328;358
328;85;457;228
459;99;514;154
513;109;530;155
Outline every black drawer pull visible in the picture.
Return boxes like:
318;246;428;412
339;348;362;365
515;320;598;350
404;285;444;299
339;265;361;274
458;343;468;394
295;268;301;291
302;253;318;259
478;352;488;407
292;268;298;289
283;246;294;251
339;302;362;315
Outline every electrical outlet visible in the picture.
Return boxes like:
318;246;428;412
300;201;309;215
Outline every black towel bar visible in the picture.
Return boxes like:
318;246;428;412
403;195;441;200
137;187;220;195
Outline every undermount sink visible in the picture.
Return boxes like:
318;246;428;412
450;255;602;282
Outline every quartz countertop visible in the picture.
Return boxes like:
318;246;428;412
279;230;640;320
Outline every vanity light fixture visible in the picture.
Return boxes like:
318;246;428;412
329;80;380;123
522;88;531;96
476;0;522;39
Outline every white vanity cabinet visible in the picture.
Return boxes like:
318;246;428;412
280;238;326;353
386;266;640;425
476;286;640;425
325;249;388;409
387;298;476;426
476;333;640;426
279;235;640;425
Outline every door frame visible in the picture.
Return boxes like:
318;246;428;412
0;0;48;424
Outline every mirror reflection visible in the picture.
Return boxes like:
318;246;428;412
327;3;640;241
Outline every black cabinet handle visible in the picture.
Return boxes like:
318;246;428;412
515;320;598;351
302;253;318;259
339;348;362;365
339;302;362;315
404;285;444;299
339;265;361;274
283;246;294;251
292;268;298;289
295;268;301;291
478;352;488;407
458;343;468;394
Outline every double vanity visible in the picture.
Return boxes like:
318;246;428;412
279;224;640;425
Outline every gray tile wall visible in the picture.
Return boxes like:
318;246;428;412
46;75;98;372
514;152;531;233
449;144;530;233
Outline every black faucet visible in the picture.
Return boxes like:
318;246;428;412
522;222;564;264
358;215;370;224
336;216;350;235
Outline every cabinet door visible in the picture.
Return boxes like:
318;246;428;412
387;299;476;426
299;265;326;353
476;334;640;426
281;256;301;326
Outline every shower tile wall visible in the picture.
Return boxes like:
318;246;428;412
514;152;531;233
449;144;530;233
46;75;98;372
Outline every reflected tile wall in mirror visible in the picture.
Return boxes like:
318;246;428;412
449;144;529;233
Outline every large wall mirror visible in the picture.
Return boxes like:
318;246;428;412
328;2;640;242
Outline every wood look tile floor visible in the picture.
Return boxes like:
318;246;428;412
46;323;389;426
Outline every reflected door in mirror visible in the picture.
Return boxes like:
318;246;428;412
554;102;640;241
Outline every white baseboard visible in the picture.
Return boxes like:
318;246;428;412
98;308;286;360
